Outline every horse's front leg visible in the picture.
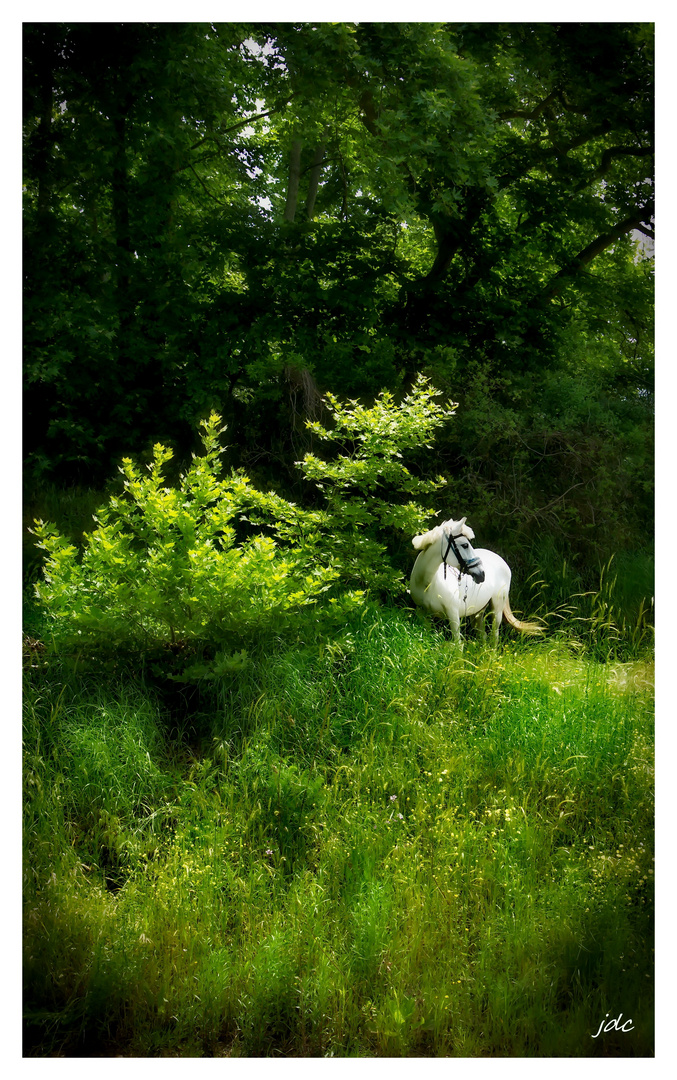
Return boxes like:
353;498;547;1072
445;606;462;646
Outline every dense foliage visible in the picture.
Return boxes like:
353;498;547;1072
31;378;454;663
24;21;653;595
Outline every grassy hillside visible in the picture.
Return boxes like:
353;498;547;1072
23;605;654;1057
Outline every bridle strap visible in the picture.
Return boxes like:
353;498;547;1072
442;532;455;579
443;531;482;579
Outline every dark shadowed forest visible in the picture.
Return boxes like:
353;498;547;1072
23;23;654;1058
24;22;653;594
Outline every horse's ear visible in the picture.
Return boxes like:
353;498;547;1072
459;516;475;540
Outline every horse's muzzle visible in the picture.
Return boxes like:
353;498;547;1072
468;564;485;584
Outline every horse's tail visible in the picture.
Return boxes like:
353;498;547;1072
502;597;544;635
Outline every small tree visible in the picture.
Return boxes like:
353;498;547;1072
300;373;455;590
32;414;338;654
32;375;454;656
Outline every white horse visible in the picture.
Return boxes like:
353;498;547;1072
410;517;542;645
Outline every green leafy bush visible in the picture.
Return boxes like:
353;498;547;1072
32;376;454;655
300;374;454;590
32;413;337;653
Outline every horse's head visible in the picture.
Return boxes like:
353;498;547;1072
441;517;485;583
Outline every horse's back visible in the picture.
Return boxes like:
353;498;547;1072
473;549;511;607
474;548;511;584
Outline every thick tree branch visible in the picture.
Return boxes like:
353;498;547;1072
593;144;654;180
188;103;290;152
359;89;381;136
508;130;651;235
539;204;654;301
558;92;588;116
495;122;612;196
498;90;559;122
635;222;655;240
187;163;230;208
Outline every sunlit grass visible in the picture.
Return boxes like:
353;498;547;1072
23;606;654;1057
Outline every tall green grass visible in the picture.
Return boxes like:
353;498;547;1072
519;547;654;662
23;605;654;1057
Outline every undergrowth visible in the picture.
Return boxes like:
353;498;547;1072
23;605;654;1057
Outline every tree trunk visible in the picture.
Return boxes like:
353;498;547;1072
283;138;303;222
25;25;57;234
305;134;328;220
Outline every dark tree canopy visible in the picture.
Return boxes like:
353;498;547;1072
23;21;653;583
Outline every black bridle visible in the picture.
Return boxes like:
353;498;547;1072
442;530;483;580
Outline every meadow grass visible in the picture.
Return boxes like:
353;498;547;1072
23;605;654;1057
